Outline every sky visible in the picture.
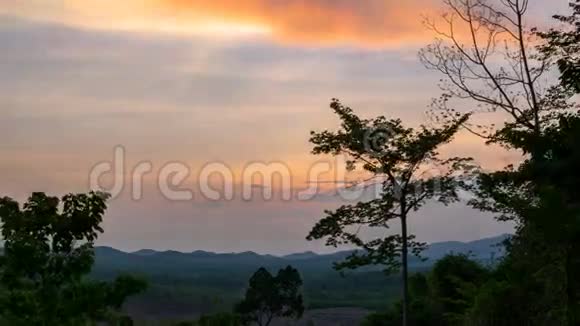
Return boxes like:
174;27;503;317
0;0;568;254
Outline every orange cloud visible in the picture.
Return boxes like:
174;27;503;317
3;0;439;47
157;0;438;46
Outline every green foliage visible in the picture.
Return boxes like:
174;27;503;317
235;266;304;326
429;254;488;325
467;114;580;325
537;0;580;93
0;192;147;325
362;270;447;326
378;298;444;326
362;254;501;326
421;0;580;324
463;279;529;326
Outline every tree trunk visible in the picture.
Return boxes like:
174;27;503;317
566;247;574;326
401;214;409;326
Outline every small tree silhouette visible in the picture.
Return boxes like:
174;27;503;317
235;266;304;326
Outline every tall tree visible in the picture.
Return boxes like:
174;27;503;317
471;115;580;324
419;0;571;148
537;0;580;93
235;266;304;326
306;99;472;326
422;0;580;323
0;192;147;325
536;6;580;319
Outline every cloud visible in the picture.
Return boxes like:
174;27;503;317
159;0;437;46
1;0;438;47
0;16;516;253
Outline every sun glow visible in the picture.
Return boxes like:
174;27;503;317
2;0;437;47
54;0;270;38
192;20;271;36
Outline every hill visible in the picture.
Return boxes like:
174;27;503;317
91;234;508;322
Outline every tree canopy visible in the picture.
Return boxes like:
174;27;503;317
235;266;304;326
0;192;147;325
306;99;473;325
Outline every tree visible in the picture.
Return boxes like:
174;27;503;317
306;99;472;326
463;279;528;326
235;266;304;326
362;272;446;326
0;192;147;325
422;1;580;323
429;254;488;324
419;0;578;148
537;0;580;93
365;254;491;326
485;115;580;324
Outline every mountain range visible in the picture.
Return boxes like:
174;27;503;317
91;234;509;321
94;233;509;272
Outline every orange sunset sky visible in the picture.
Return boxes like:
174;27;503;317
0;0;568;253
